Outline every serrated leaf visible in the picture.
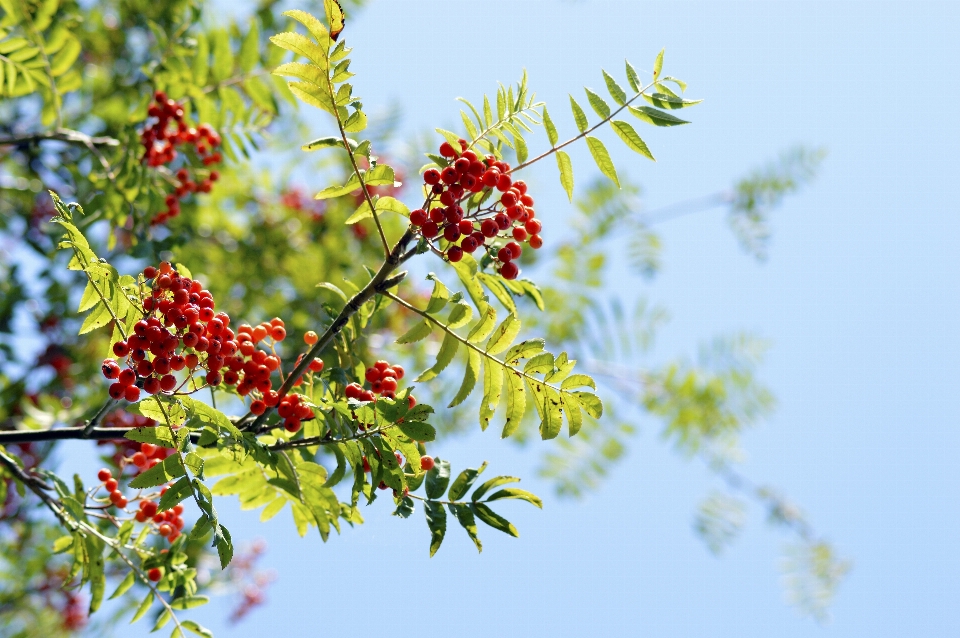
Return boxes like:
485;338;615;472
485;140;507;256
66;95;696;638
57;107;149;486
158;476;193;511
556;150;574;202
479;357;503;431
642;92;702;110
85;536;105;613
471;502;519;537
584;87;611;119
653;48;664;79
573;391;604;418
585;136;620;187
569;95;588;133
170;596;209;610
502;370;525;438
128;455;185;489
629;105;689;127
130;591;153;623
542;106;558;146
273;61;326;86
424;500;446;557
425;459;450;499
524;352;555;375
610;120;655;161
301;135;345;151
625;59;641;93
661;75;688;92
560;374;597;390
450;504;482;552
449;348;480;408
448;462;487;501
288;81;336;116
486;487;543;508
239;20;260;73
109;571;135;600
486;313;520;355
283;9;331;45
561;393;583;437
270;32;328;68
396;421;436;442
396;320;432;344
415;331;458;382
509;130;525;164
182;620;214;638
472;475;520;501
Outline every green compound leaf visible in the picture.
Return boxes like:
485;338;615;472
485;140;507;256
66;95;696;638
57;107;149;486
543;105;558;146
584;87;611;119
471;502;519;537
485;487;543;508
447;462;487;501
450;503;482;552
625;59;642;93
569;95;588;133
425;459;451;499
642;92;703;110
479;357;504;431
602;69;627;106
424;500;446;557
556;150;574;202
653;47;664;80
471;475;521;501
585;136;620;187
502;369;526;439
611;120;655;161
449;348;481;408
629;105;690;127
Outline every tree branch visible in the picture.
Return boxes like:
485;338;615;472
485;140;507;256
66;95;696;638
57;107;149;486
0;128;120;148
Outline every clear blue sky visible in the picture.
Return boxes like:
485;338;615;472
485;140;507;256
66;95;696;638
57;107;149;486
117;1;960;635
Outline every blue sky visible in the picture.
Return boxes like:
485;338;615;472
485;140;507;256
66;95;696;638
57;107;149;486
115;1;960;635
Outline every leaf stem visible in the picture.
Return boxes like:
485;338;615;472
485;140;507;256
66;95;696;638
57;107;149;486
507;79;658;174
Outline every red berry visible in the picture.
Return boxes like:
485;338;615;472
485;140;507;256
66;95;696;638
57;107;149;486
461;236;478;253
132;452;148;468
423;168;441;185
109;382;125;399
143;377;161;395
124;385;141;402
529;234;543;249
458;219;474;235
309;358;324;372
496;174;513;192
113;341;130;357
421;221;439;238
250;399;266;415
102;360;120;379
440;167;458;185
410;209;427;226
158;523;172;537
500;191;518;207
148;568;163;582
439;142;456;157
497;247;513;262
512;227;529;241
159;374;177;392
500;261;519;280
446;246;463;262
141;443;158;456
506;241;522;260
271;326;286;341
97;468;112;482
420;456;435;471
525;219;542;235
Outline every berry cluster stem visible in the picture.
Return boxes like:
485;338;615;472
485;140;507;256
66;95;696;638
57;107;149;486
244;228;417;432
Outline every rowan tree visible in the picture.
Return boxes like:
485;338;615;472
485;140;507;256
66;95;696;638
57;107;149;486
0;0;847;634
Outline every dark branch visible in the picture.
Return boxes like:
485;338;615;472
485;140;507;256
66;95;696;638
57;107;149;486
0;128;120;148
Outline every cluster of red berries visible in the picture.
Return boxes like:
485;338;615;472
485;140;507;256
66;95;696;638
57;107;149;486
94;468;186;543
102;261;238;402
408;138;543;280
344;359;411;404
141;90;222;224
